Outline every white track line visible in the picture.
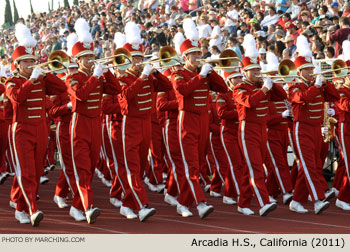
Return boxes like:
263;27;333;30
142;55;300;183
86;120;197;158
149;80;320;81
214;210;350;230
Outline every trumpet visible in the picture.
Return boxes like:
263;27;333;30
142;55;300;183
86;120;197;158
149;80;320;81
28;50;70;74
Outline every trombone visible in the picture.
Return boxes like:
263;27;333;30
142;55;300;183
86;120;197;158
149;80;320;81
99;48;132;71
197;49;241;73
311;59;349;80
0;76;6;84
28;50;70;74
141;46;181;69
259;59;307;83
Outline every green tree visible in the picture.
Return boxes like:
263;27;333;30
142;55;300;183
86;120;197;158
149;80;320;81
13;0;19;24
30;0;34;14
4;0;13;26
74;0;79;6
64;0;70;8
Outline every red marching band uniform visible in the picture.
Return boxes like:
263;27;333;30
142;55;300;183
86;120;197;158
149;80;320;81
117;41;172;221
6;44;67;226
288;55;339;214
170;38;227;218
232;56;287;216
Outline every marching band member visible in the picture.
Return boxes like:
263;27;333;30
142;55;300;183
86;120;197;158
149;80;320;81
232;34;287;216
217;71;252;211
263;53;294;204
66;18;121;224
50;57;79;210
6;23;67;226
157;67;182;207
0;70;7;184
333;42;350;210
288;35;340;214
118;22;172;221
171;18;227;218
208;92;227;198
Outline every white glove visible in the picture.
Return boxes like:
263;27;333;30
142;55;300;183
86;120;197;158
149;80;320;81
327;108;335;117
199;63;213;77
30;67;44;80
321;127;329;136
315;75;324;87
142;64;153;77
93;63;105;77
67;101;72;110
282;110;292;118
263;77;273;90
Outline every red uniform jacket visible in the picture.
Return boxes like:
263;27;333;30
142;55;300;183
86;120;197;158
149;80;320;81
49;92;72;123
233;81;287;123
66;69;121;118
5;73;67;125
157;89;178;120
118;69;172;118
288;81;340;125
170;67;227;114
216;90;239;130
267;101;289;131
102;94;122;122
334;86;350;123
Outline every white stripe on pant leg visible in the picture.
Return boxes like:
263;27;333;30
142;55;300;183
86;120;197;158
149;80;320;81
101;115;113;179
220;126;240;195
148;148;159;184
205;155;212;174
164;119;180;193
295;122;318;201
341;123;350;182
240;120;264;207
107;120;126;194
266;139;286;194
122;115;143;209
70;112;87;211
12;122;33;215
56;121;74;195
178;110;198;205
288;130;301;171
7;124;16;173
209;132;224;183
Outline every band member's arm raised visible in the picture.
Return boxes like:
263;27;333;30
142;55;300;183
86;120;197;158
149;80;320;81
233;85;268;108
289;84;320;103
66;74;100;101
120;77;147;101
324;80;340;102
208;71;228;93
102;94;121;114
171;70;203;96
152;71;173;92
5;79;35;104
44;73;67;95
156;92;178;111
102;70;121;95
216;93;237;120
